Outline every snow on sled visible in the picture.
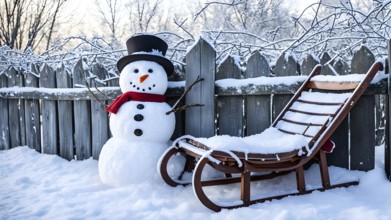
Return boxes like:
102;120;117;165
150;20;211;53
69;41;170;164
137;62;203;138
158;61;384;212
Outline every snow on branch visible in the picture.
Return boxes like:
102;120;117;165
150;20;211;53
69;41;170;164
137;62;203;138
1;1;390;75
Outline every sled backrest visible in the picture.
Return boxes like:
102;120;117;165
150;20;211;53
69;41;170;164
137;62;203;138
272;61;383;155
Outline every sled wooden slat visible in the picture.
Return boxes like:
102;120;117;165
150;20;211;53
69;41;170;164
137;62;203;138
288;109;336;117
277;128;315;138
280;118;323;127
307;81;359;90
296;99;344;106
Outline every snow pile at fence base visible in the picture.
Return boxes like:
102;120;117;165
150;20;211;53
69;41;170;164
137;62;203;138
1;146;391;219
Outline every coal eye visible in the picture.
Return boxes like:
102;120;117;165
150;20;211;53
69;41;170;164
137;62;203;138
134;69;139;73
148;69;153;73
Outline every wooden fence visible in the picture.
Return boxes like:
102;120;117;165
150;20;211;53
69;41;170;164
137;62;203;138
0;38;390;179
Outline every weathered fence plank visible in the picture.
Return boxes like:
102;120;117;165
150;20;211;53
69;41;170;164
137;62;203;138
73;59;92;159
319;52;334;75
185;38;216;137
216;55;243;136
0;72;10;150
18;70;27;147
91;63;109;160
56;64;74;160
327;58;350;169
350;97;375;170
7;68;22;148
24;64;41;152
333;58;349;75
301;54;319;76
272;51;300;121
327;119;349;169
386;40;391;180
350;45;375;171
40;64;58;155
245;51;270;136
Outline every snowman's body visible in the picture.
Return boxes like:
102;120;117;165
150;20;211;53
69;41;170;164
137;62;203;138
109;101;174;143
99;59;175;187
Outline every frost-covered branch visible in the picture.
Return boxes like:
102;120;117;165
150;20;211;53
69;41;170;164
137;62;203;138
1;0;390;77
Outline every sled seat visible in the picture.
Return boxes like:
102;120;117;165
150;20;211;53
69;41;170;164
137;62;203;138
158;61;384;212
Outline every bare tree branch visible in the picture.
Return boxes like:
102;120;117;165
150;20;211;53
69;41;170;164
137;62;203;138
166;76;204;115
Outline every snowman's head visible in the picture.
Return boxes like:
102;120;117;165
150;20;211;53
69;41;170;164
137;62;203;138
119;60;168;95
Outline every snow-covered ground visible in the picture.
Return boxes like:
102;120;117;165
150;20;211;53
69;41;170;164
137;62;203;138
1;145;391;220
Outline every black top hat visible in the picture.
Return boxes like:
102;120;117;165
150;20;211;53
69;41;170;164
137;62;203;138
117;35;174;75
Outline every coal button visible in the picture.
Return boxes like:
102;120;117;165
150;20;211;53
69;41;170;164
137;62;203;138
134;129;143;136
134;114;144;121
137;104;144;109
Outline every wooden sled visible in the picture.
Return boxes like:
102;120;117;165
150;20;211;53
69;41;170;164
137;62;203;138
158;61;384;212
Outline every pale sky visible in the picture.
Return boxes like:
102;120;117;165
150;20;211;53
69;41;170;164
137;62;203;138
63;0;191;38
63;0;317;40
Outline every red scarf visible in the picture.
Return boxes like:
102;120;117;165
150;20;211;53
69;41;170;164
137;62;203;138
106;91;165;114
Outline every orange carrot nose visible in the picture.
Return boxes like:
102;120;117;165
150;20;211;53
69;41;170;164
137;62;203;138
138;74;149;83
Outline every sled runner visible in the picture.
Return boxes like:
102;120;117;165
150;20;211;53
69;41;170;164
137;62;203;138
158;61;384;212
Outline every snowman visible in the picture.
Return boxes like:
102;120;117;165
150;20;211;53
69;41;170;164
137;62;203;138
99;35;175;187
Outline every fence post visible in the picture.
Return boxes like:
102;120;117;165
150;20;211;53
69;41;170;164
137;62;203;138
0;71;10;150
328;118;350;169
56;63;74;160
245;51;271;136
73;59;92;159
216;55;244;136
24;64;41;152
185;37;216;137
350;45;375;171
327;59;350;169
7;67;22;148
40;64;58;154
272;51;300;121
386;39;391;180
91;63;109;160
